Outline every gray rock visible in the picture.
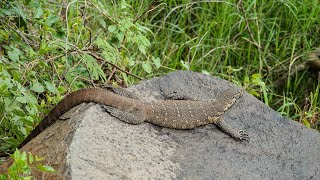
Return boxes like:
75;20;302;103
3;70;319;179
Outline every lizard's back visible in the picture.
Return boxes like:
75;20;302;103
143;88;243;129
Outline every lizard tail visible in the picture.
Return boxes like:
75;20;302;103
18;88;140;149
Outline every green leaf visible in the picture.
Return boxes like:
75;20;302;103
138;45;146;55
201;70;210;75
26;93;37;104
34;7;43;19
0;83;7;93
83;54;107;81
16;96;27;103
8;51;19;62
36;165;55;172
22;176;32;180
251;73;265;86
20;151;27;162
136;24;153;34
13;6;28;22
244;76;250;84
26;103;38;115
40;99;46;108
39;43;48;55
28;153;34;164
152;56;161;69
142;61;152;74
108;25;117;33
2;79;13;89
12;108;26;117
30;81;45;93
44;81;57;94
180;60;190;70
98;19;106;29
12;149;21;160
26;47;36;58
0;174;8;180
117;32;124;42
126;56;135;66
252;73;262;79
248;89;260;97
34;155;44;162
46;94;52;103
46;15;59;27
4;138;19;146
19;126;27;137
93;37;119;63
57;86;66;94
302;119;311;128
0;8;15;16
139;36;151;47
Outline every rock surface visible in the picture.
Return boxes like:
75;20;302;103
1;70;320;179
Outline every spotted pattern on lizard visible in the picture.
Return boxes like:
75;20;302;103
18;87;248;149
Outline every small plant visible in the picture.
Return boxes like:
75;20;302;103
0;149;54;180
243;73;269;106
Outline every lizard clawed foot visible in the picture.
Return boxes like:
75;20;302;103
236;130;250;141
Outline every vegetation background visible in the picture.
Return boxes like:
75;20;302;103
0;0;319;169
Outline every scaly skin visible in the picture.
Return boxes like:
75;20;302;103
18;87;248;149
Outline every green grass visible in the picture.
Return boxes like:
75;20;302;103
0;0;319;157
130;0;320;126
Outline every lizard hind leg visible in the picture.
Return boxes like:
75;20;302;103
208;116;249;141
104;106;146;125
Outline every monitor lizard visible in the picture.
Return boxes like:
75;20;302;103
18;87;248;149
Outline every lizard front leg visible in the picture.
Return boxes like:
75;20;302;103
208;116;249;141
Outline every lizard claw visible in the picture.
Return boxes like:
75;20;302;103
237;130;250;142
